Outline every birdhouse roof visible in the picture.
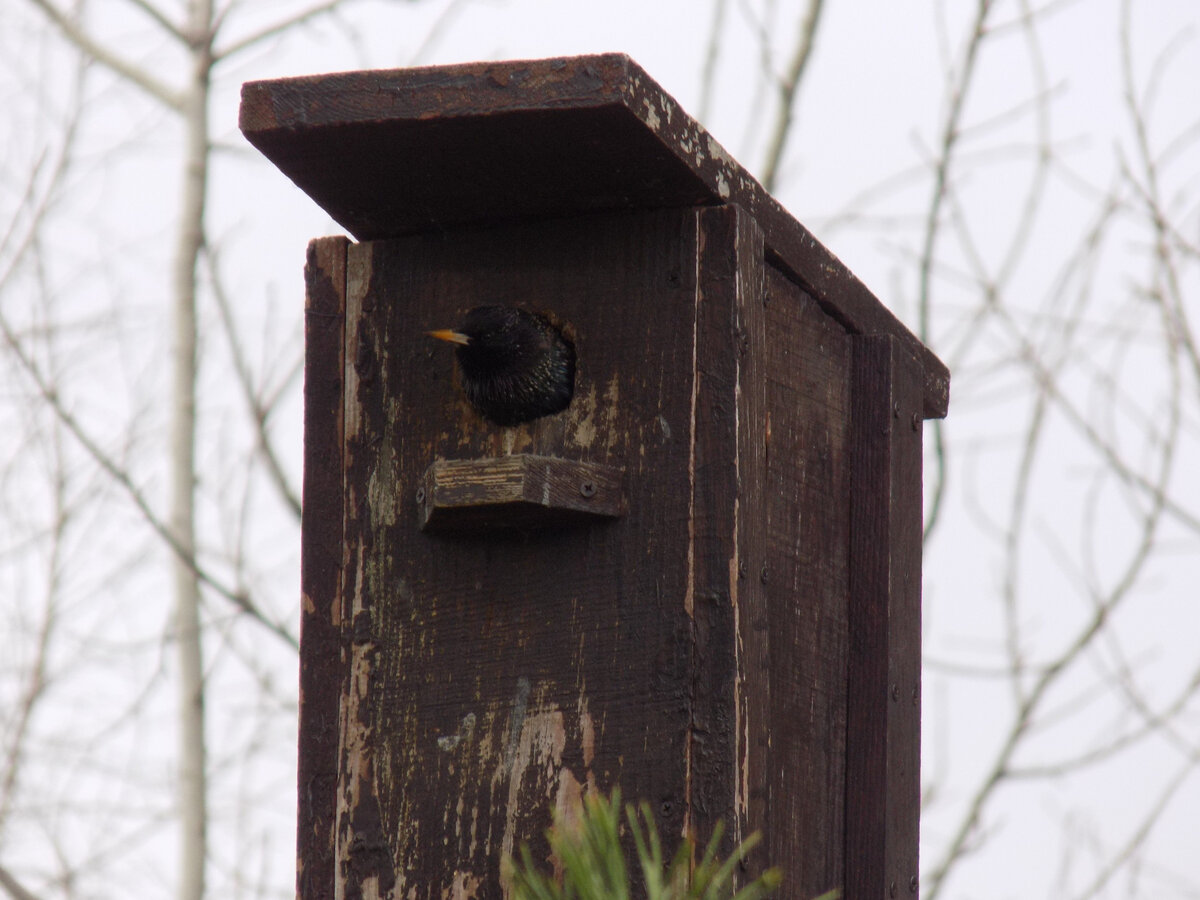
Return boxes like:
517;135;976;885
239;53;947;417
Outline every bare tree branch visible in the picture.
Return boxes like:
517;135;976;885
214;0;347;60
123;0;187;44
915;0;995;543
758;0;824;193
409;0;476;65
0;349;68;835
993;307;1200;536
1118;0;1200;397
24;0;186;110
1071;752;1199;900
206;248;302;520
0;862;42;900
697;0;729;125
0;307;298;648
925;191;1187;894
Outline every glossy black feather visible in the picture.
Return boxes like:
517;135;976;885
437;306;576;425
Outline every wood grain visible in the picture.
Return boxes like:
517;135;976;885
845;335;925;900
299;235;349;900
419;455;625;533
337;208;700;899
763;264;853;899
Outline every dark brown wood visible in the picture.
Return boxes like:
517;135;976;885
298;235;349;900
335;208;703;899
418;455;626;532
686;205;768;874
239;54;949;419
316;203;877;899
292;204;937;900
845;335;924;900
763;264;853;899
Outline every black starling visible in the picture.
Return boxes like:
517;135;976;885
428;305;576;426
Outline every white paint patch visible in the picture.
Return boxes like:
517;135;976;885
705;133;735;167
497;701;567;883
443;870;482;900
642;98;661;130
437;712;477;751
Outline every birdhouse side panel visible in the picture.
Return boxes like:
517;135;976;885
763;263;853;898
298;235;349;900
845;335;925;900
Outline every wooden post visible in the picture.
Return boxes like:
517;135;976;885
242;53;949;900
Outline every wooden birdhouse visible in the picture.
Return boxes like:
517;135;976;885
239;53;949;900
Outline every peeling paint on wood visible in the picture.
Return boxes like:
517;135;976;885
332;209;699;899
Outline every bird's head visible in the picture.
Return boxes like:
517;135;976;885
428;305;575;425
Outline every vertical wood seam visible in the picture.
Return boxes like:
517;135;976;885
683;207;702;844
845;334;924;900
300;235;349;900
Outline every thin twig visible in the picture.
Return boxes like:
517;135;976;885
916;0;994;544
1071;752;1199;900
123;0;187;44
1118;0;1200;397
25;0;185;110
924;218;1184;897
0;862;41;900
0;311;298;649
205;249;302;520
697;0;729;125
409;0;474;65
214;0;348;60
758;0;824;193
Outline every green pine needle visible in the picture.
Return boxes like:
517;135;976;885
503;789;831;900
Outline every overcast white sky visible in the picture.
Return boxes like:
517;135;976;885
4;1;1200;897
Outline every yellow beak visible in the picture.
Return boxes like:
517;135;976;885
427;329;471;346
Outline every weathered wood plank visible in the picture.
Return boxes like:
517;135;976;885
763;264;852;899
299;235;349;900
845;335;924;900
732;214;771;883
336;208;703;899
686;205;768;873
419;455;625;532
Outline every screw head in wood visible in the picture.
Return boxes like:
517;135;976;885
911;412;921;431
579;481;596;498
415;487;426;505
